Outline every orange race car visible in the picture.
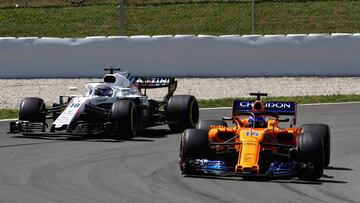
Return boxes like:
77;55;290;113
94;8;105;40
180;92;330;180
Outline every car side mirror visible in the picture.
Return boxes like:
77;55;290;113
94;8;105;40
278;118;290;122
222;116;233;121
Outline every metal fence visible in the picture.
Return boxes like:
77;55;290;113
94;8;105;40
0;0;360;37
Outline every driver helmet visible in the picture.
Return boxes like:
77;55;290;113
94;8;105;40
248;116;267;128
94;85;113;97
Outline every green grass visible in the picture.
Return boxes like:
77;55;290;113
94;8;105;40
256;1;360;34
0;5;120;37
0;109;19;120
0;1;360;37
1;94;360;119
0;0;234;8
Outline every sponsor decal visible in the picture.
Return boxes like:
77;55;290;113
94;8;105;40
234;100;296;114
265;102;292;109
245;131;259;137
243;141;257;146
243;153;256;162
136;78;170;84
236;101;293;109
70;103;81;108
238;101;253;108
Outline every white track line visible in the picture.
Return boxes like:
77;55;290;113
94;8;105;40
1;101;360;122
299;101;360;106
0;118;17;122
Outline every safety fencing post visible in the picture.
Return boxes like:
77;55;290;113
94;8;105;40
119;0;126;35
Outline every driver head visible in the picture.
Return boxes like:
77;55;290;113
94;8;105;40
248;116;267;128
94;85;113;97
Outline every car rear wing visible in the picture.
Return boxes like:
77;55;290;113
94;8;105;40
133;77;177;101
134;77;176;89
233;100;297;116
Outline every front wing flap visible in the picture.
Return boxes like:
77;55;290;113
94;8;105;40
9;120;112;136
184;159;299;178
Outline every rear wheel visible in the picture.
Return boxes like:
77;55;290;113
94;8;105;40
302;124;330;167
111;100;137;140
180;129;209;174
297;131;324;181
19;97;46;123
167;95;199;133
196;119;227;131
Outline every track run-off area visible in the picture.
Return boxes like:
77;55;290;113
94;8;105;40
0;103;359;203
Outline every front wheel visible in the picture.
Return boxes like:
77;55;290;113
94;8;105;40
19;97;46;123
302;124;330;167
180;129;209;174
297;131;324;181
111;100;137;140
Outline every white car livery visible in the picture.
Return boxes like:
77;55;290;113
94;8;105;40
10;68;199;139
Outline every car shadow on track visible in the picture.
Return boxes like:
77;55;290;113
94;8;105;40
13;135;156;143
184;175;243;182
325;166;352;171
11;129;171;143
0;140;62;148
186;175;347;185
137;128;172;138
13;135;128;143
274;177;347;185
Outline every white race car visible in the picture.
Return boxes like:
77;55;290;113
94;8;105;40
10;68;199;139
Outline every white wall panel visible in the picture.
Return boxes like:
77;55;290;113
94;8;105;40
0;34;359;78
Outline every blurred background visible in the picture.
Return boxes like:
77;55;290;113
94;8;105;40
1;0;360;37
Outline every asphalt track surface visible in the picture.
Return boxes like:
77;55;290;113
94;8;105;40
0;104;359;203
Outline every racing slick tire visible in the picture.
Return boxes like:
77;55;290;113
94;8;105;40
111;100;137;140
297;130;324;181
167;95;199;133
302;124;331;167
19;97;46;123
180;129;209;174
196;120;228;131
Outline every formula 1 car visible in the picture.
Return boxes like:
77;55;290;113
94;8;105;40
9;68;199;139
180;92;330;180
